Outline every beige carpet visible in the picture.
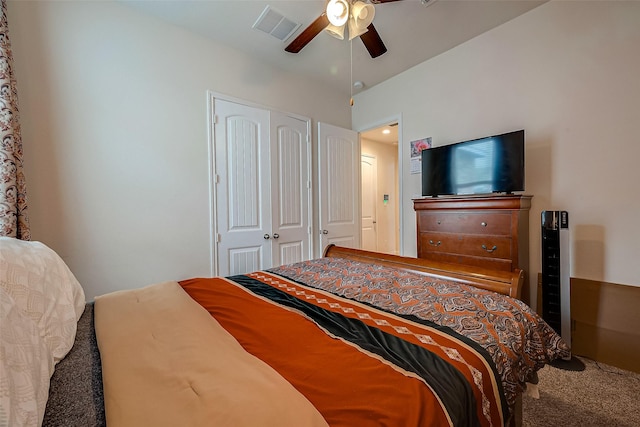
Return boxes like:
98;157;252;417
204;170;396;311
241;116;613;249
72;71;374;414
522;357;640;427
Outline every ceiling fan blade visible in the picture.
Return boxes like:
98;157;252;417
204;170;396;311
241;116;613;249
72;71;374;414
285;13;329;54
359;23;387;58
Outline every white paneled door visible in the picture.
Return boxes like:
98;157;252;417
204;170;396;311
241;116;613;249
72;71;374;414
212;97;311;276
361;154;377;251
318;122;360;254
270;111;312;267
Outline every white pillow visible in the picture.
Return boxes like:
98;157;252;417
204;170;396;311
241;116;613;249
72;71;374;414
0;286;53;426
0;237;86;426
0;237;85;362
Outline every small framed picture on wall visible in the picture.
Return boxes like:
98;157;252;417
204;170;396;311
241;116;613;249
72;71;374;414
410;137;432;174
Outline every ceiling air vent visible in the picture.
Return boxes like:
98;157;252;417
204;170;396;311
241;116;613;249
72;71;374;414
252;5;300;42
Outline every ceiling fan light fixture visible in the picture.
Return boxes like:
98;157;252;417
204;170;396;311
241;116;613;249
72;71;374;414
285;0;387;59
349;19;369;40
348;1;375;40
326;0;350;26
347;18;368;40
351;1;375;29
325;23;345;40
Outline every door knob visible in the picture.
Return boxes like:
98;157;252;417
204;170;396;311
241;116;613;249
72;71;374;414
272;233;279;239
263;234;271;240
322;230;328;235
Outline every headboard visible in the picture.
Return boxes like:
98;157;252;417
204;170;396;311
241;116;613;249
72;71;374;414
323;245;524;299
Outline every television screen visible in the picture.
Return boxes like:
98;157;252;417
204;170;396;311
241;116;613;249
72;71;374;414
421;130;524;197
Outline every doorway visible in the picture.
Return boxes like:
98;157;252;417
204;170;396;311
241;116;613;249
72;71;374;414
360;123;399;255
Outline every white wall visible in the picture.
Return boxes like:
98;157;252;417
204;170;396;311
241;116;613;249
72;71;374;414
8;1;351;300
352;1;640;299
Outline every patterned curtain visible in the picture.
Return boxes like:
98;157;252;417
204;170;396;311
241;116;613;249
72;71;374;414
0;0;30;240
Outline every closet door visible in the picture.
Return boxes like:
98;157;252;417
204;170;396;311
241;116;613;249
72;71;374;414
270;112;312;266
214;99;272;276
211;96;312;277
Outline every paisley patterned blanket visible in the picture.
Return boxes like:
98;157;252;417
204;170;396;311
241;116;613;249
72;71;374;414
270;257;570;410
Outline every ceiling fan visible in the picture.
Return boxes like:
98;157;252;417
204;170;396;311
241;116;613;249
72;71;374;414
285;0;402;59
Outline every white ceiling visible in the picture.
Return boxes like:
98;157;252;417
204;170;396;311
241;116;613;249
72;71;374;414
120;0;545;97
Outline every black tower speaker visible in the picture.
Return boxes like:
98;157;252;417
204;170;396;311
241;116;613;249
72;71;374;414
541;210;585;371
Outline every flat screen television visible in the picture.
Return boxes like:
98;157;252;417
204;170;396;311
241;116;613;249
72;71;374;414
421;129;524;197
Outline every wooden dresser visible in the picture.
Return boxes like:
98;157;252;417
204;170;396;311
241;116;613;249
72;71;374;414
414;195;532;300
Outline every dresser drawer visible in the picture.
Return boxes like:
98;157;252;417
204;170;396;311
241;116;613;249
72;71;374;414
422;252;513;271
418;232;513;259
418;211;512;236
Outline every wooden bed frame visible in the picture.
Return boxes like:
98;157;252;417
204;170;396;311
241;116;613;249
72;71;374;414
324;244;524;299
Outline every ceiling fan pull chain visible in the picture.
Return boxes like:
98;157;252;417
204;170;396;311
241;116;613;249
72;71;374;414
350;39;354;106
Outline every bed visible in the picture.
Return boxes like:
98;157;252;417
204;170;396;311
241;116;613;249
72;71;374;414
0;239;570;427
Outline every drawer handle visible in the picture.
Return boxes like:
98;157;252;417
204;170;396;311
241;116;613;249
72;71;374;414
481;244;497;253
429;240;441;247
481;222;487;227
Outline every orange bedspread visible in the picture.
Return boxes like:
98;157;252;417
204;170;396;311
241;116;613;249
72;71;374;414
181;272;506;427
